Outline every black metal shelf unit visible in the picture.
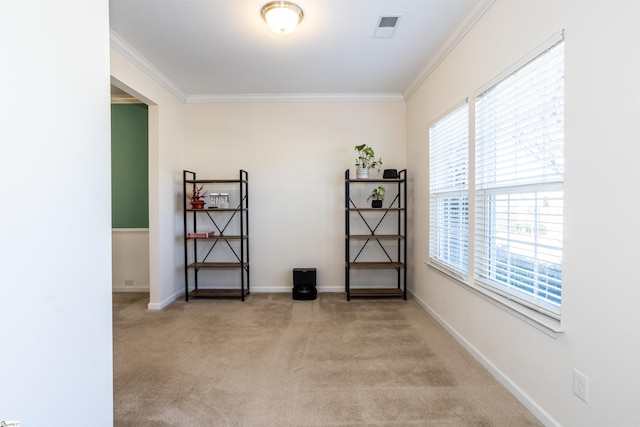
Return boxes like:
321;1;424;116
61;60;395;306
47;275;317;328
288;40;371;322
183;170;249;301
345;169;407;300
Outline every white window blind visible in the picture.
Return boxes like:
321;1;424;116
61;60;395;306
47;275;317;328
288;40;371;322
475;39;564;317
429;101;469;276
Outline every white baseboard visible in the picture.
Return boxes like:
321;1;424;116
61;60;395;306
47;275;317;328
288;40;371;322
318;285;344;293
250;286;288;293
409;290;559;427
148;288;183;310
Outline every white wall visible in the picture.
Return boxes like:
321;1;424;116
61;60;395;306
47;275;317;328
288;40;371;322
112;229;150;292
406;0;640;425
0;1;113;425
185;101;406;290
110;48;186;309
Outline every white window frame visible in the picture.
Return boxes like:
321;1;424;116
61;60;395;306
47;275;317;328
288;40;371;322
426;31;565;333
474;34;564;319
428;101;469;279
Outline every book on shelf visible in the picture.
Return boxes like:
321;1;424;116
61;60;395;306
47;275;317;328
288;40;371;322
187;231;215;238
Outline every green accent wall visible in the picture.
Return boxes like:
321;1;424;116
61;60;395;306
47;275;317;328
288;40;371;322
111;103;149;228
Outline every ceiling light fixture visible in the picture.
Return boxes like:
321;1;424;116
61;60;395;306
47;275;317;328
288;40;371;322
261;1;304;35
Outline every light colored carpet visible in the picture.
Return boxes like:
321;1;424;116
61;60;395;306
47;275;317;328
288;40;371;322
113;292;541;426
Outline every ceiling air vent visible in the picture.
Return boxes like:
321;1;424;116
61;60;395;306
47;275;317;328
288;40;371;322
373;15;401;39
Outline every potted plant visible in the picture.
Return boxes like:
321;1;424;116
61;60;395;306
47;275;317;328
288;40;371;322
354;144;382;179
188;184;206;209
367;185;385;208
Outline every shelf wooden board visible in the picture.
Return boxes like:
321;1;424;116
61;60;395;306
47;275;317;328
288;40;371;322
189;288;249;298
188;262;248;269
186;237;248;241
347;207;405;212
348;288;404;298
185;179;247;184
186;208;247;212
347;178;404;183
348;261;404;269
347;234;405;240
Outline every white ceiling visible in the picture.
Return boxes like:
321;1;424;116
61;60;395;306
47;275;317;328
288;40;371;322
109;0;493;102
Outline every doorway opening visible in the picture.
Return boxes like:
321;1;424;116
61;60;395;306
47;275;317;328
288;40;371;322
110;84;150;302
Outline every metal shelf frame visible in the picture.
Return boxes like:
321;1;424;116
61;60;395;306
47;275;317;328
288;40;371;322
345;169;407;300
183;169;250;301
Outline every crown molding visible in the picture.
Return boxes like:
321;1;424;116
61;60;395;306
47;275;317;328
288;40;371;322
403;0;496;100
186;93;405;103
110;29;403;104
110;94;143;104
109;30;187;102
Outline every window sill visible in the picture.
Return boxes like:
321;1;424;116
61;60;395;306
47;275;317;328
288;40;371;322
425;261;564;338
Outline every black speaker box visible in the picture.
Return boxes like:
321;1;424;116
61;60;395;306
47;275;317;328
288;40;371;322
293;268;317;300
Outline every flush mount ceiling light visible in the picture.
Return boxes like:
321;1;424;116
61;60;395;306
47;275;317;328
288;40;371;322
261;1;304;35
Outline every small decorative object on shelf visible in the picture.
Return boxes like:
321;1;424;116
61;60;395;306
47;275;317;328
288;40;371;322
208;192;219;209
191;200;205;209
219;193;230;208
368;185;385;208
188;184;206;209
354;144;382;179
383;169;398;179
187;231;215;239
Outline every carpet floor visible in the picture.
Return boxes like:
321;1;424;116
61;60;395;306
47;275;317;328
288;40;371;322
113;292;541;426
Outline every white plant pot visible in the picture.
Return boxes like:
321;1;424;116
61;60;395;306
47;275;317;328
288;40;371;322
356;167;370;179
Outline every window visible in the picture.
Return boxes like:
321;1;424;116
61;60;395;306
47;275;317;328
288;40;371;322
475;39;564;317
427;34;565;322
429;102;469;276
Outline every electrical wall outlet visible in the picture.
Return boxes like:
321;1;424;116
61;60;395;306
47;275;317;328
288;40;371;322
573;369;589;402
124;280;134;287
